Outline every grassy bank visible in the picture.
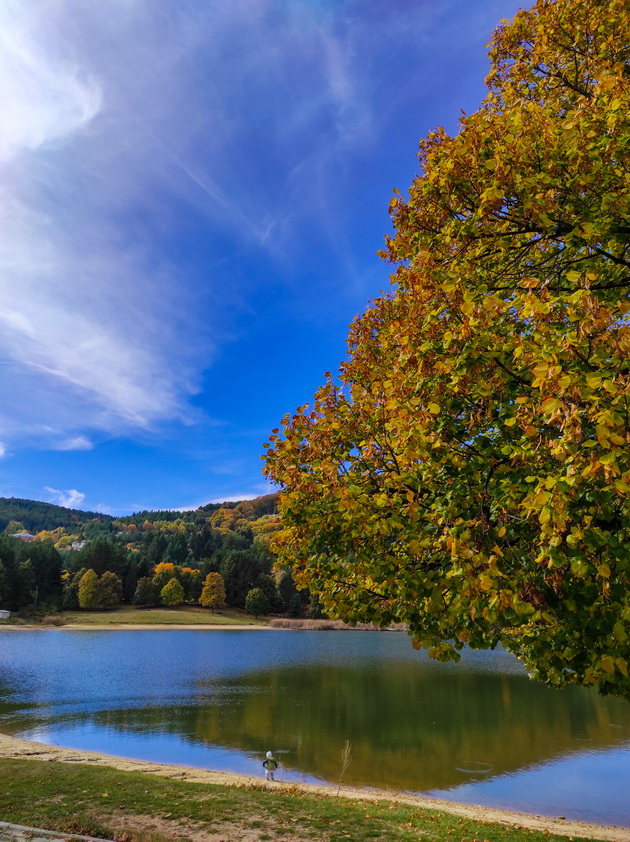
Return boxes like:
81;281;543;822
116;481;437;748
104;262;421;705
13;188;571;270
2;605;268;627
0;757;596;842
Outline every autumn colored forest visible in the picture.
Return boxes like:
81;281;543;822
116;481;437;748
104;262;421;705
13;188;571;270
0;494;313;618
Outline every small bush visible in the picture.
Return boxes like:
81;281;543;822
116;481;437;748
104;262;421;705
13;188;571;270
41;614;65;626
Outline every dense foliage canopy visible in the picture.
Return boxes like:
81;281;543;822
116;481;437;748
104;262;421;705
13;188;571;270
264;0;630;697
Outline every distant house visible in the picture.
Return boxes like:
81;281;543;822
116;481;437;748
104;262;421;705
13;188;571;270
11;532;35;542
0;610;10;620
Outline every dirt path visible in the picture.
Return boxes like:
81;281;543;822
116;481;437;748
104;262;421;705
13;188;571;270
1;733;629;841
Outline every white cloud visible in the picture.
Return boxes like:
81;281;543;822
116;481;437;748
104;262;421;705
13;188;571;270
92;502;116;516
0;1;102;162
208;492;264;505
44;486;86;509
56;436;94;451
0;441;6;458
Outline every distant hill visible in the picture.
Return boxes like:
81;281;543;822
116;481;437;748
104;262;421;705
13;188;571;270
0;497;113;534
0;493;279;535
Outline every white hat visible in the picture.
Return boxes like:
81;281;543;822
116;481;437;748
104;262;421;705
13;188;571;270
266;751;274;758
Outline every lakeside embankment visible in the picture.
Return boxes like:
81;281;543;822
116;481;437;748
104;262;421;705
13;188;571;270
0;732;627;841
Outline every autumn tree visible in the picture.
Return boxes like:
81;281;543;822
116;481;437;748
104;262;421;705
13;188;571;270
4;520;26;535
78;569;122;610
161;577;185;606
77;569;99;609
264;0;630;697
199;572;227;611
152;562;181;591
99;571;123;609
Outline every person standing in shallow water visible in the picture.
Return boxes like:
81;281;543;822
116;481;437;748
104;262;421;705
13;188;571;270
263;750;278;780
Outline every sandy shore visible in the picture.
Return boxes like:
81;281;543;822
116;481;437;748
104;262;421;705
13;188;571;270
1;732;628;841
0;624;271;631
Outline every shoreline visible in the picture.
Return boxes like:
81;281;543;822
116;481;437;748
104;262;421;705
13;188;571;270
0;623;272;631
1;732;628;841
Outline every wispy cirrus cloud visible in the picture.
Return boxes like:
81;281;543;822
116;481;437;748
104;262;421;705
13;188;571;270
0;0;517;463
0;0;379;452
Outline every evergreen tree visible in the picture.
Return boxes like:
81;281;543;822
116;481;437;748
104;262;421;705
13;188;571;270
133;576;160;606
256;574;280;613
76;539;127;577
15;560;37;608
63;568;87;610
16;541;63;606
181;567;203;602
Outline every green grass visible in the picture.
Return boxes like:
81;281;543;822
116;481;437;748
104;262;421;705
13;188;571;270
0;758;598;842
60;605;268;626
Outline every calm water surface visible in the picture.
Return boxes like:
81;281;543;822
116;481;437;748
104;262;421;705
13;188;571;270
0;629;629;825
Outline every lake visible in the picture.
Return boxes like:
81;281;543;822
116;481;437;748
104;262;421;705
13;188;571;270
0;629;629;826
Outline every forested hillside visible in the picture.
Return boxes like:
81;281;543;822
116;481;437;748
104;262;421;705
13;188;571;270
0;494;313;619
0;497;114;534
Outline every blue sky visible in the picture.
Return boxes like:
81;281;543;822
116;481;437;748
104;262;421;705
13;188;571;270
0;0;524;515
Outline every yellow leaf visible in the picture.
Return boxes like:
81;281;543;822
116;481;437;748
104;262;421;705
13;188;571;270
615;659;629;678
479;575;493;591
428;403;441;415
540;398;562;413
